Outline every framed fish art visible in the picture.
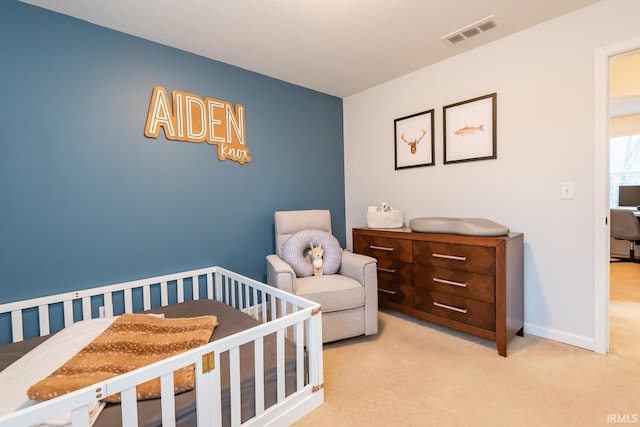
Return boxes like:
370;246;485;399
443;93;497;164
394;109;435;170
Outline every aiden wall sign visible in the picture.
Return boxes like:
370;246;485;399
144;86;252;165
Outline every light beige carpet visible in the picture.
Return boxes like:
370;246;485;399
293;263;640;427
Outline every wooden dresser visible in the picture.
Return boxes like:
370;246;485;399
352;227;524;356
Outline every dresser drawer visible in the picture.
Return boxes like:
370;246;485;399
377;259;413;308
414;290;496;331
413;241;494;275
413;265;495;304
354;235;412;263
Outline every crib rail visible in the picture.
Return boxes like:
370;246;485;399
1;266;222;344
0;266;324;427
0;266;298;345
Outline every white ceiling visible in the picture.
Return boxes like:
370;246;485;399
21;0;601;98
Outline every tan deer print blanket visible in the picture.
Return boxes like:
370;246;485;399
27;313;218;403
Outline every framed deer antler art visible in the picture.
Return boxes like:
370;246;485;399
443;93;497;164
394;109;435;170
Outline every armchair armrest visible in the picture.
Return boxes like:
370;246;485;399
340;250;379;336
339;250;377;286
266;254;297;293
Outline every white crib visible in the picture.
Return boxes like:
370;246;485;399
0;266;324;426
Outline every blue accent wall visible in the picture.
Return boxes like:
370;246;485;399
0;1;345;303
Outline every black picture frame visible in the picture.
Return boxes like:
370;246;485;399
443;93;497;164
394;109;435;170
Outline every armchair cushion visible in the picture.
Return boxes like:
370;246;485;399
281;229;342;277
294;275;365;313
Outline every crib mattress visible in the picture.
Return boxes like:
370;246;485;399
0;299;300;427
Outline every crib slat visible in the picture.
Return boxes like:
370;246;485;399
254;336;265;416
232;278;237;307
176;279;184;303
206;273;214;300
252;287;259;320
262;292;268;323
242;282;248;310
296;318;305;391
81;297;91;321
38;305;50;336
192;275;199;300
160;373;176;427
177;278;184;303
221;276;227;304
63;300;74;328
280;299;288;339
10;311;23;342
276;329;285;402
238;282;244;310
240;281;245;310
307;310;323;391
70;405;90;427
270;296;277;323
120;388;138;426
103;293;114;317
143;285;151;311
229;346;241;426
209;351;223;427
214;273;222;301
194;357;211;427
228;278;234;308
124;289;133;313
161;281;168;306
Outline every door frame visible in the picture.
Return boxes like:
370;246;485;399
594;36;640;354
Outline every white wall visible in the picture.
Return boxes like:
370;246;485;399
343;0;640;350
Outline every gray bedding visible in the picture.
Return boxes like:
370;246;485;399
0;299;300;427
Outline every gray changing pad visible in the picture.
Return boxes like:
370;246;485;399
408;217;509;236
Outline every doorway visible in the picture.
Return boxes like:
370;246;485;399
595;36;640;354
609;50;640;358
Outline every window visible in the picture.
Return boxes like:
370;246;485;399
610;134;640;207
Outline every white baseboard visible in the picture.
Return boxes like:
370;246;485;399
524;322;594;351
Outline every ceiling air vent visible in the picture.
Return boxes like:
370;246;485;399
441;15;497;46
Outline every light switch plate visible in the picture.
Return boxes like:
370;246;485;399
561;182;575;199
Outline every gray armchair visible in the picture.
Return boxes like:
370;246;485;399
266;210;378;343
611;208;640;262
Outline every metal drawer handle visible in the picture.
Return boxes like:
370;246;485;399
432;253;466;261
433;301;468;314
370;245;395;252
433;277;467;288
378;288;397;295
377;267;396;273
